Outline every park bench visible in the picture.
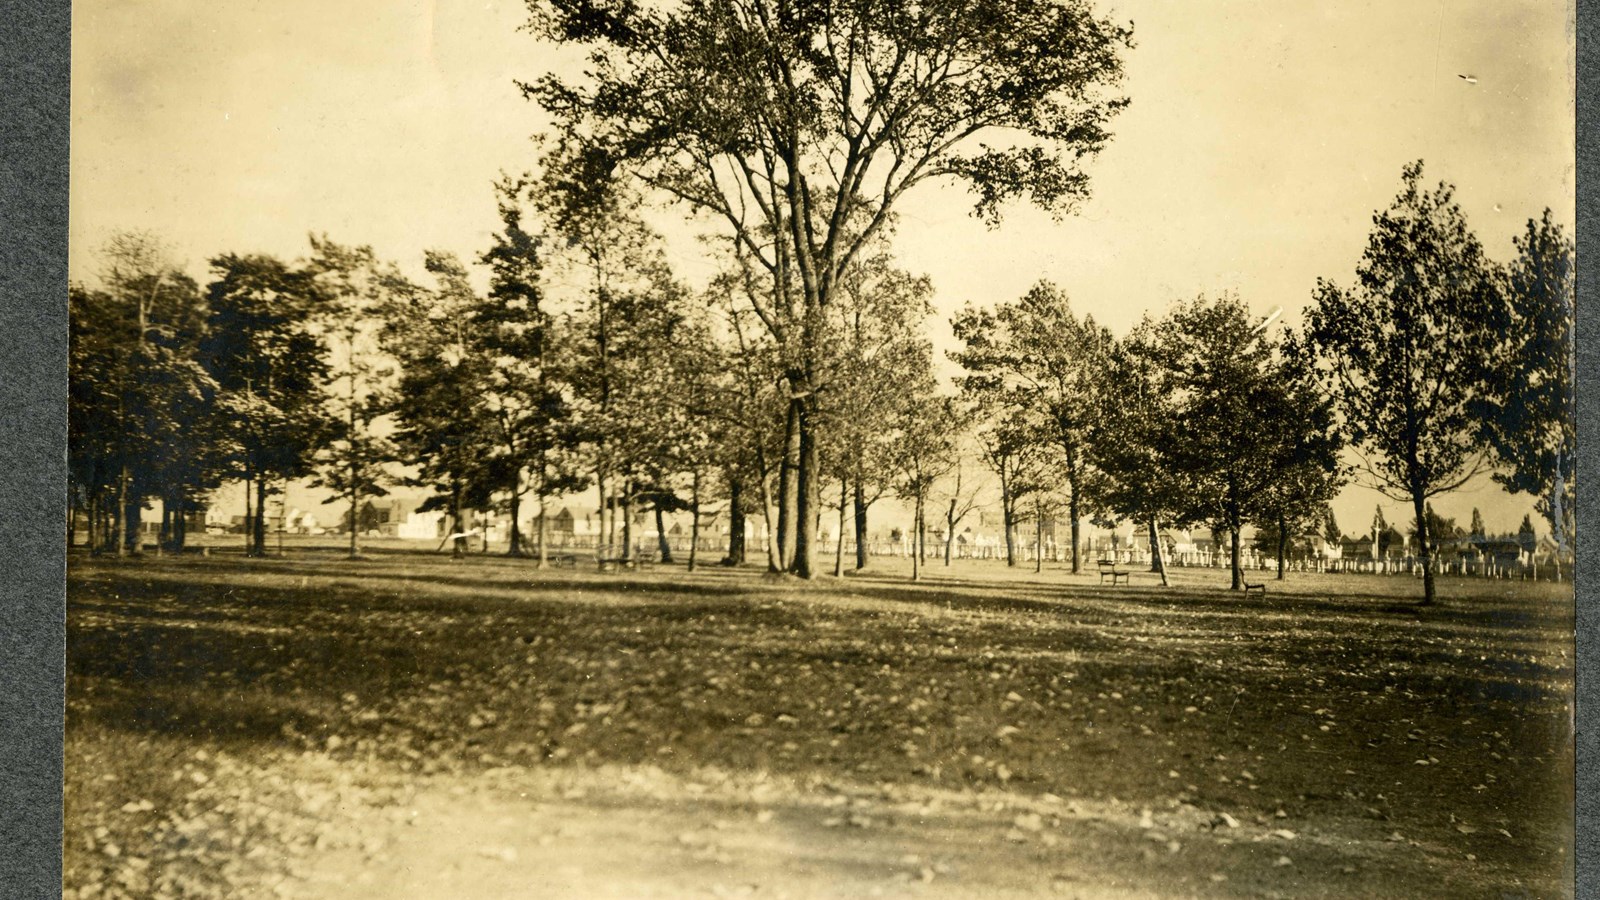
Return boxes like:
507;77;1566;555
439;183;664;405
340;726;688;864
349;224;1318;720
596;545;623;572
550;552;577;568
1240;571;1266;596
1098;559;1130;585
597;545;659;572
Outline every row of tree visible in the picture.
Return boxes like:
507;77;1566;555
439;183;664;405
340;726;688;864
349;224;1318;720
68;0;1572;609
1334;504;1546;563
67;178;950;575
936;162;1573;604
510;0;1570;603
67;158;1571;609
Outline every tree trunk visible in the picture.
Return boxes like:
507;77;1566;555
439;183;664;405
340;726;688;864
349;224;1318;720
347;487;359;558
1276;512;1288;580
536;456;550;567
596;473;608;555
1150;520;1169;587
725;472;746;565
688;471;701;572
656;504;674;563
912;497;923;582
792;398;818;578
243;473;254;557
165;495;178;552
621;484;635;561
944;499;956;566
607;485;619;549
114;464;129;558
348;399;361;559
776;400;799;572
127;500;142;556
834;479;847;577
1068;458;1082;574
450;485;467;558
536;476;550;570
1412;492;1435;605
1229;523;1243;591
86;490;98;554
1034;499;1043;574
758;469;780;572
1002;500;1017;567
507;470;524;557
253;477;269;557
173;493;187;551
853;482;870;570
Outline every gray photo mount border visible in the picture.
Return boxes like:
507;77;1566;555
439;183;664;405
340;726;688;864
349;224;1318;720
2;0;1592;897
1576;1;1597;896
0;0;70;895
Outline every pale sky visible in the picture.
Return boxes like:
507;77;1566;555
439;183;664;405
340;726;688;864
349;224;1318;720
70;0;1575;537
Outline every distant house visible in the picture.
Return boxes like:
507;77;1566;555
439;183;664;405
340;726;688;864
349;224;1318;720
339;498;416;535
525;506;602;544
397;508;448;541
230;512;285;534
1304;536;1340;560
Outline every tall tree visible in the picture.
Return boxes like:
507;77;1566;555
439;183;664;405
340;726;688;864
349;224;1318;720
530;162;674;557
971;418;1048;567
1122;296;1336;590
1087;337;1189;584
70;232;214;557
936;438;986;567
1250;332;1346;579
202;253;330;557
1517;514;1538;558
950;281;1112;573
819;248;934;572
889;392;961;582
1476;210;1575;575
381;251;500;558
68;285;123;552
527;0;1133;576
307;236;407;559
705;268;792;571
1321;505;1343;546
566;227;697;562
649;303;728;571
1305;162;1508;605
480;185;589;564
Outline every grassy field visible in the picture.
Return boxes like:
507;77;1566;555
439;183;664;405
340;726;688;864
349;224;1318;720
65;551;1574;899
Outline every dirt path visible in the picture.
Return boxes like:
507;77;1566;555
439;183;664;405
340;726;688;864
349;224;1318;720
278;754;1494;900
288;762;1207;900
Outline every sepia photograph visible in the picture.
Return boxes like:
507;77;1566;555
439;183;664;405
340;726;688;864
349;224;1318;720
65;0;1575;897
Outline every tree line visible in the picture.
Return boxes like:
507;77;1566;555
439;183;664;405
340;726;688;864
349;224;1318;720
69;0;1573;607
68;157;1571;608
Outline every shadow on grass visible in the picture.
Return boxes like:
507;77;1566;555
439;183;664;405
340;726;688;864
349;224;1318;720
65;551;1576;900
829;569;1573;637
67;554;1574;765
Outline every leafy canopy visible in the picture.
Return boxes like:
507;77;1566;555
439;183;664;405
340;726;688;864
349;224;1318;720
527;0;1133;307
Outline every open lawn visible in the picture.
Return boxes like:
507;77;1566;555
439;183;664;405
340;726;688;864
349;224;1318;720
65;552;1575;899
